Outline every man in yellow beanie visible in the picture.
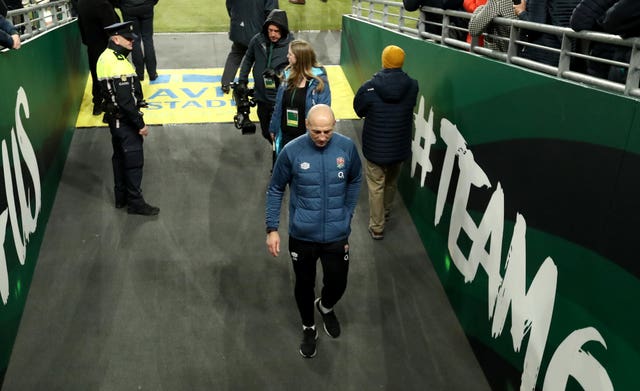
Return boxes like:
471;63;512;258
353;45;418;240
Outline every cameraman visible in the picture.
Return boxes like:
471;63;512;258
237;9;293;144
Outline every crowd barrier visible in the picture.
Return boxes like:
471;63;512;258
352;0;640;98
342;6;638;391
4;0;74;48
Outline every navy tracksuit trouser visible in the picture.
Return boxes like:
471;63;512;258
289;237;350;327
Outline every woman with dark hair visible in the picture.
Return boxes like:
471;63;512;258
269;39;331;156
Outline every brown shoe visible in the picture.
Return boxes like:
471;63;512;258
289;0;305;4
368;227;384;240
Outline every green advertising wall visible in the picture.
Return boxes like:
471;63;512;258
0;22;87;383
342;16;639;391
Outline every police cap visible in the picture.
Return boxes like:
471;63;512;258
104;21;138;40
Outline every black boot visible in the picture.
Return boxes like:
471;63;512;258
127;202;160;216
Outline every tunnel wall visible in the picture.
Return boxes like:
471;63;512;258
0;21;87;382
341;15;639;391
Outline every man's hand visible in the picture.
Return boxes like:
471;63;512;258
235;81;248;97
266;231;280;257
12;34;21;50
139;125;148;136
514;0;526;17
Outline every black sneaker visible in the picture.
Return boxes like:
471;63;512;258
300;327;317;358
127;202;160;216
221;84;230;94
115;199;127;209
315;298;341;338
92;104;103;115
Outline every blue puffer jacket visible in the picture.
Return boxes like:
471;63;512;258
353;68;419;165
270;66;331;155
266;133;362;243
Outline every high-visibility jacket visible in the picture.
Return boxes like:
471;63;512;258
96;47;145;129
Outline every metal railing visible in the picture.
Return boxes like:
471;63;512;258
5;0;74;46
351;0;640;99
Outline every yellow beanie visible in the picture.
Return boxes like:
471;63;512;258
381;45;405;69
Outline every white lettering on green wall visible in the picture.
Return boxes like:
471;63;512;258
410;96;613;390
0;87;41;304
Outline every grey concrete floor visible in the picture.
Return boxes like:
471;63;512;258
1;33;491;390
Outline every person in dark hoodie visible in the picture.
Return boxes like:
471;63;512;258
237;8;293;145
221;0;278;93
353;45;418;240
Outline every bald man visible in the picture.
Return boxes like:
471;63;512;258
265;104;362;358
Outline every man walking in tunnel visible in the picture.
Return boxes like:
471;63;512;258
265;104;362;358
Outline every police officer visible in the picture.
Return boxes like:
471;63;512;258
96;21;159;216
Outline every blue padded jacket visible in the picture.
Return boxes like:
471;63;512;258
266;132;362;243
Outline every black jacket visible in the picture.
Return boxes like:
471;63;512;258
226;0;277;47
403;0;464;36
601;0;640;38
77;0;120;47
353;68;419;165
570;0;633;80
518;0;581;66
119;0;158;16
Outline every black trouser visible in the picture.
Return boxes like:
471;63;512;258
221;41;247;87
87;43;107;106
122;8;157;79
257;101;274;144
289;237;350;327
110;121;145;206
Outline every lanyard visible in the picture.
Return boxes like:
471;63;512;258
266;44;273;68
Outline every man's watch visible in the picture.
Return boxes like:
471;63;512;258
266;227;277;234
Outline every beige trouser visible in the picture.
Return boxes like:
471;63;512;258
365;160;402;233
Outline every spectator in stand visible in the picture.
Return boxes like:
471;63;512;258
237;9;293;146
3;0;22;12
403;0;466;39
0;0;20;50
353;45;418;240
570;0;617;79
464;0;487;46
601;0;639;82
4;0;24;35
601;0;640;37
77;0;120;115
468;0;516;51
570;0;638;82
221;0;277;94
119;0;159;81
513;0;581;66
270;39;331;158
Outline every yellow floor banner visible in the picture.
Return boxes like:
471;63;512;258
75;65;358;128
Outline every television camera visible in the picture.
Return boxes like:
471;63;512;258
230;82;257;135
